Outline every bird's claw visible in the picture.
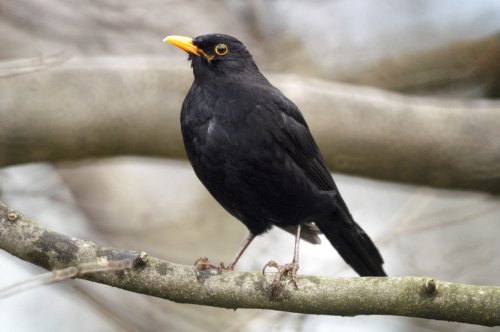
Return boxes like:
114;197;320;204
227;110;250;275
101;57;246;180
194;256;224;281
262;260;300;297
194;256;219;270
220;262;234;271
194;256;235;281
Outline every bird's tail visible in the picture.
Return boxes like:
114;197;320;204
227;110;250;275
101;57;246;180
317;201;386;277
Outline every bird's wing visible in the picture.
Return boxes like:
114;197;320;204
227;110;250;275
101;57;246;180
267;89;353;216
269;90;335;191
225;81;352;217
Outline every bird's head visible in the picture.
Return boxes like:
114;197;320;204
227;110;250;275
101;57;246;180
164;34;260;81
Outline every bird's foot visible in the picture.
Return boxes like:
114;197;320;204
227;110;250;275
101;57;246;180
194;257;235;281
262;260;299;297
194;256;225;281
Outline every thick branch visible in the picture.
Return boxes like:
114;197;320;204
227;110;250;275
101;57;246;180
1;58;500;193
1;201;498;326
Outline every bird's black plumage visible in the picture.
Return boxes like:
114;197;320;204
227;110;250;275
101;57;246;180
171;33;386;277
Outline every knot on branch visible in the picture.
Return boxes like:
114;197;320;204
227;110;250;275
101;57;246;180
424;278;437;295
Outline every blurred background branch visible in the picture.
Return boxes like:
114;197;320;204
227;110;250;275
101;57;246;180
1;59;499;193
343;33;500;98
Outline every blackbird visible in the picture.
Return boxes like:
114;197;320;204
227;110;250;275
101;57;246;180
164;34;386;288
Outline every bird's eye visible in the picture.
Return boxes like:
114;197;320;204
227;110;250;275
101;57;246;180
214;43;228;56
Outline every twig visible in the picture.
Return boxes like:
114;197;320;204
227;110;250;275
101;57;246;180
0;259;133;298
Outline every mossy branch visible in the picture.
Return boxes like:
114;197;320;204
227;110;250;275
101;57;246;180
0;201;498;326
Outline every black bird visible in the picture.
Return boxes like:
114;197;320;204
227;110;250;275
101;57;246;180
164;34;386;287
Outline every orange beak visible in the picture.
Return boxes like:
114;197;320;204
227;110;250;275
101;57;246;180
163;35;200;56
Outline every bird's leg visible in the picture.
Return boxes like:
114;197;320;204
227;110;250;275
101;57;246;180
194;233;255;280
222;233;255;270
262;225;301;296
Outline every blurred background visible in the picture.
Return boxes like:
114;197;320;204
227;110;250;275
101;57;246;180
1;0;500;331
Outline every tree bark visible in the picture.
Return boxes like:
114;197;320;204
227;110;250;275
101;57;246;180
1;201;498;326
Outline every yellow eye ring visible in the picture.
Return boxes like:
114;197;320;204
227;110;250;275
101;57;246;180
214;43;228;56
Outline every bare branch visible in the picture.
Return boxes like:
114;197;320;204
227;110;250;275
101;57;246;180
0;201;498;326
0;259;134;298
344;33;500;98
0;51;72;78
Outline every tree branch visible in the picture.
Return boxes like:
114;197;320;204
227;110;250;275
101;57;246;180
1;58;500;194
343;32;500;98
1;201;498;326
